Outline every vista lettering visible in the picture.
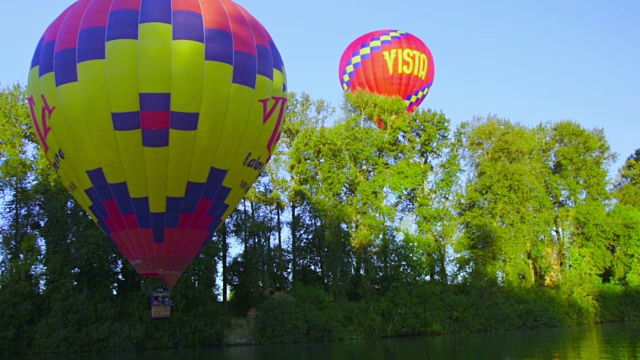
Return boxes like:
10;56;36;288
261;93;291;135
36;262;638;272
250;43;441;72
382;49;428;80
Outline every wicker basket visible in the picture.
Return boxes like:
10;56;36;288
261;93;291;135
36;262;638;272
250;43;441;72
152;305;171;319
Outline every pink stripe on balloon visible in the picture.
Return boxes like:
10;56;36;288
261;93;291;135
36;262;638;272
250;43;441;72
54;0;91;52
81;0;112;29
110;0;142;11
245;14;270;47
202;0;232;32
225;2;256;55
42;4;76;42
173;0;202;14
193;199;214;230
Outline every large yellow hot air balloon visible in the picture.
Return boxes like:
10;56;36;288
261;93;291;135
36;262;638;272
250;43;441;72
27;0;287;289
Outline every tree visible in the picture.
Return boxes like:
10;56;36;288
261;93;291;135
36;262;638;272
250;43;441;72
0;84;42;283
615;149;640;207
607;204;640;285
288;90;459;298
0;84;46;351
457;117;554;286
541;121;615;288
275;92;334;288
609;150;640;285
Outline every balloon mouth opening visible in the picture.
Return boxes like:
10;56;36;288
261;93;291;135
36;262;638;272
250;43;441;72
141;271;161;277
141;271;182;290
160;273;181;290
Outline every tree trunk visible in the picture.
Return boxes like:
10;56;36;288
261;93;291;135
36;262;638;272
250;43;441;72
276;202;282;289
0;231;9;273
221;222;228;313
276;202;282;251
265;223;271;296
437;243;448;285
291;200;297;287
546;208;565;286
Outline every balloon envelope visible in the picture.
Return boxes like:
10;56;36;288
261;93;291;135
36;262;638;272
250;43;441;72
27;0;287;288
338;29;434;113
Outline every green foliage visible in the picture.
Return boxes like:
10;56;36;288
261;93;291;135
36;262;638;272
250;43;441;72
597;284;640;322
615;149;640;207
1;85;639;354
458;117;554;285
252;281;615;345
255;293;307;343
0;281;43;352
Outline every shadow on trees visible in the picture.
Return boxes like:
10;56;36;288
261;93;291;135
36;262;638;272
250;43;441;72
252;282;640;345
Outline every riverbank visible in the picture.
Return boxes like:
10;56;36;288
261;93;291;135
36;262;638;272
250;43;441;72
223;283;640;346
3;282;640;355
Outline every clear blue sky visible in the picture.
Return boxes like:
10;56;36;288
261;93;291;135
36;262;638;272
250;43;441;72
2;0;638;173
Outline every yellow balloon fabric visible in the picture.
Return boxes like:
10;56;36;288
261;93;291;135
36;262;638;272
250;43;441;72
27;0;287;288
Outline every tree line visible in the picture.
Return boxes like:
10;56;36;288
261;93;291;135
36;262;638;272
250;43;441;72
1;83;640;353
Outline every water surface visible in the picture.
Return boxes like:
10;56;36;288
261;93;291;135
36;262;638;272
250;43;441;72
12;321;640;359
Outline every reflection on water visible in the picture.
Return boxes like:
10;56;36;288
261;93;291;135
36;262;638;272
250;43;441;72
10;321;640;360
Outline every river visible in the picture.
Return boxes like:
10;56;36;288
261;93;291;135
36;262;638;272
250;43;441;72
12;321;640;359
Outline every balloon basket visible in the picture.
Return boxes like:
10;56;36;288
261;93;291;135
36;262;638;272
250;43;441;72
150;289;172;319
151;305;171;319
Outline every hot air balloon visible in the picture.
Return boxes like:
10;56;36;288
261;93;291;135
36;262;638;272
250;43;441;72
338;30;434;128
27;0;287;290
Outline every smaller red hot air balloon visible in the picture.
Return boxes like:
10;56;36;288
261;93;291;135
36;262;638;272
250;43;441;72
339;30;434;128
